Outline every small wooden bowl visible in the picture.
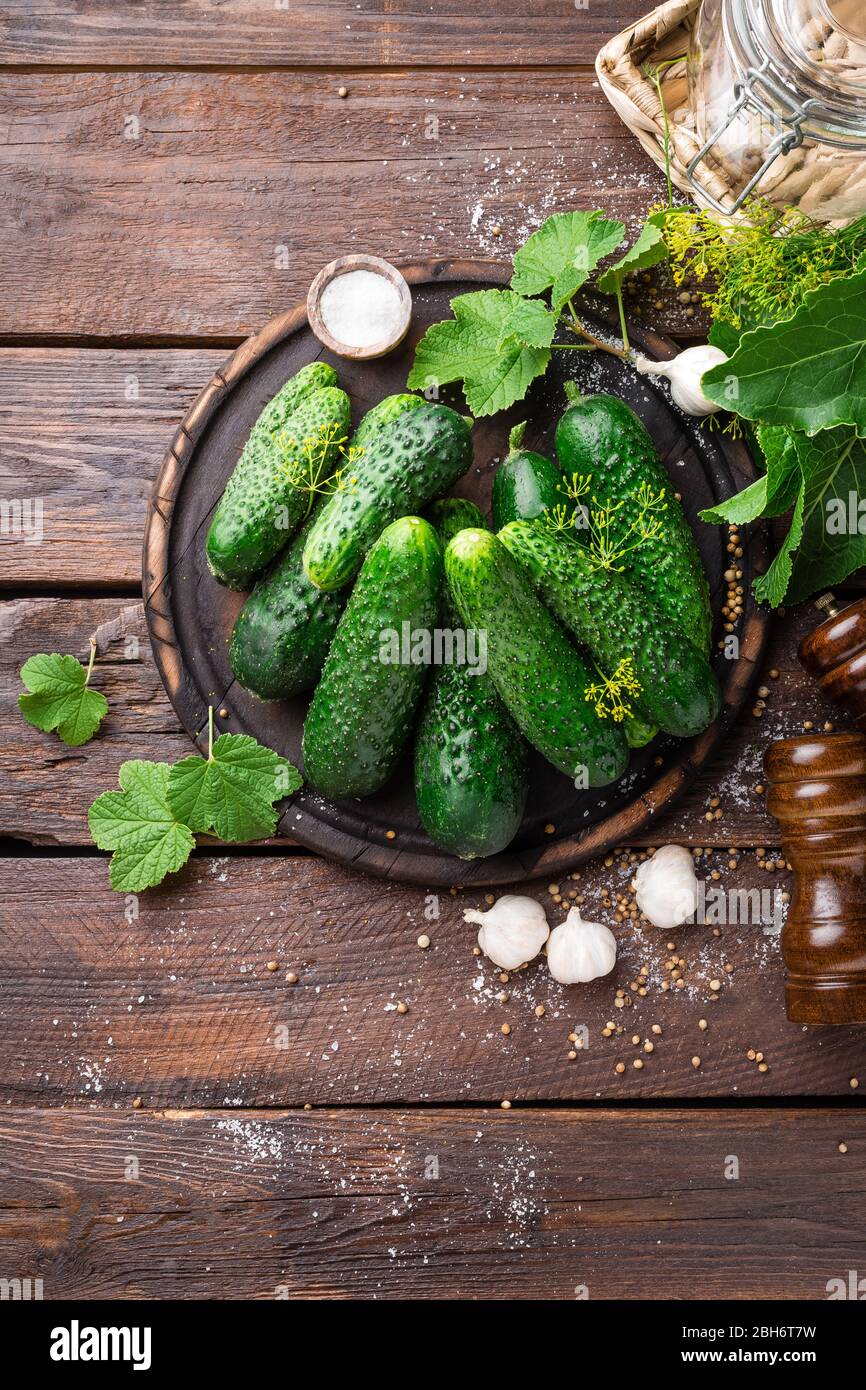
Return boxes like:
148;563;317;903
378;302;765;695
306;255;412;360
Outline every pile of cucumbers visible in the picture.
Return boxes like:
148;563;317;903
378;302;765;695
207;361;720;861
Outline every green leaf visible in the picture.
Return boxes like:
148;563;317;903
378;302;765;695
786;427;866;604
596;222;667;296
407;289;551;417
18;651;108;746
88;761;195;892
511;210;624;311
702;266;866;435
753;478;805;608
700;476;769;528
167;733;302;842
708;319;742;356
699;425;800;526
496;296;558;351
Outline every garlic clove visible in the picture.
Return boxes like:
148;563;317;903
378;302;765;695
464;894;550;971
545;906;617;985
634;345;729;417
634;843;699;929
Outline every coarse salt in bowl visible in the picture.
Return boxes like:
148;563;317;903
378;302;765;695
306;255;412;360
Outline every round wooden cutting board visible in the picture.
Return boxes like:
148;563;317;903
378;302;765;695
143;258;770;886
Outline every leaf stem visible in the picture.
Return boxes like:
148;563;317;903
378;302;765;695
615;286;631;354
562;298;630;360
85;638;97;686
207;705;214;761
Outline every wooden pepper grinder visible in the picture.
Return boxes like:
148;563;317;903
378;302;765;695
764;594;866;1024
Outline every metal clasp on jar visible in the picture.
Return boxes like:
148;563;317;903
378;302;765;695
687;57;820;214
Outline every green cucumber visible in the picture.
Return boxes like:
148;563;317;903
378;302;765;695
491;426;657;749
624;712;658;748
303;515;442;800
207;379;350;591
302;404;473;593
491;422;568;530
414;502;527;860
227;395;430;699
228;505;346;701
352;393;425;450
555;385;712;654
425;496;486;543
499;520;720;738
445;529;628;785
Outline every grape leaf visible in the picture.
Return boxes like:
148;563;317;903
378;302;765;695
701;266;866;435
88;761;195;892
596;222;667;296
19;651;108;746
167;733;302;842
511;210;625;311
407;289;551;417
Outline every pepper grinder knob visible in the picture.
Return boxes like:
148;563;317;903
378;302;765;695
798;593;866;730
765;732;866;1024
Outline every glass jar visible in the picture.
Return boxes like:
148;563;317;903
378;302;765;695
687;0;866;221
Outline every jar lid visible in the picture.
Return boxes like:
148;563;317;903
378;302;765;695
730;0;866;140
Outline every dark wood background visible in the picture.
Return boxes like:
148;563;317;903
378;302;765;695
1;1;863;1301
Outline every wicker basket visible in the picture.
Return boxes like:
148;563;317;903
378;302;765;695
596;0;866;223
595;0;735;215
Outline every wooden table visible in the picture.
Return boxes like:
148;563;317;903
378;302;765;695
1;1;864;1302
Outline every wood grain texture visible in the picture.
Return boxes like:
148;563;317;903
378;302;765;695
0;2;645;69
0;69;697;341
2;851;865;1105
0;349;225;587
0;1106;864;1299
0;597;839;847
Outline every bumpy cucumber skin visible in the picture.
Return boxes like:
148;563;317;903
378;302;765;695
302;404;473;593
207;383;350;591
228;506;346;701
415;657;528;860
490;437;657;750
445;530;628;785
425;496;486;546
352;393;425;450
555;393;712;654
492;446;567;531
303;516;442;800
414;501;528;860
499;521;721;739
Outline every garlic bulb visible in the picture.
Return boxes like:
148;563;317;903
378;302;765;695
634;345;729;416
545;907;617;985
634;843;698;929
464;894;549;970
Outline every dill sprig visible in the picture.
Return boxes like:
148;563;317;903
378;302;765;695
585;657;643;723
274;422;362;517
585;482;667;571
641;59;685;211
540;473;593;541
655;202;866;331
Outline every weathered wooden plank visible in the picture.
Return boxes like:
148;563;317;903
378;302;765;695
0;596;838;848
0;349;225;587
2;850;864;1105
0;1106;863;1299
0;70;682;340
0;2;643;69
